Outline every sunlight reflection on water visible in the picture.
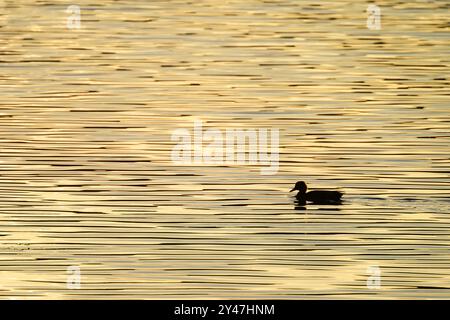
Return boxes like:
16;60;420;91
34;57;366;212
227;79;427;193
0;0;449;299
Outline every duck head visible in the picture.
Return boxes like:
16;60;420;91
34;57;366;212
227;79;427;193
290;181;307;193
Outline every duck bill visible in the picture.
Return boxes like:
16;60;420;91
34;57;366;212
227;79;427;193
289;188;296;192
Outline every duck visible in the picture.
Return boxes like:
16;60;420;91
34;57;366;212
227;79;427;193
290;181;343;204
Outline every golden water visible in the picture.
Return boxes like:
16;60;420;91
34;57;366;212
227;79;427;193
0;0;449;299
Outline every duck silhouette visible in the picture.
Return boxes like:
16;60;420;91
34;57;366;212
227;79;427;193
290;181;343;205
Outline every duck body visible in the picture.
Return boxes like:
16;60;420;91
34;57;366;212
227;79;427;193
297;190;343;204
291;181;343;204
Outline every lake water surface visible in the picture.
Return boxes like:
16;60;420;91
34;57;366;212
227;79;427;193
0;0;449;299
